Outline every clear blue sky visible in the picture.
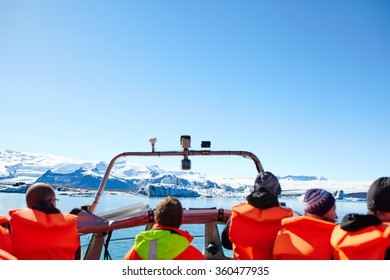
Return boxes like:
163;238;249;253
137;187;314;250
1;0;389;181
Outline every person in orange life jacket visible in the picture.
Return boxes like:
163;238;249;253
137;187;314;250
331;177;390;260
124;196;205;260
9;183;80;260
273;188;337;260
0;215;17;260
221;171;293;260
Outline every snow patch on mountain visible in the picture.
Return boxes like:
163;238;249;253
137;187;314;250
0;149;371;197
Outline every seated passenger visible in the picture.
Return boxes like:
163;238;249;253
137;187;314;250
221;171;293;259
124;196;205;260
0;215;16;260
9;183;80;260
273;188;337;259
331;177;390;260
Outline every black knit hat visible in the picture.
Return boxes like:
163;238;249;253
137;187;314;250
367;177;390;212
254;171;281;197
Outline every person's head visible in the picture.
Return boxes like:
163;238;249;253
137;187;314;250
303;188;337;223
26;183;57;209
254;171;281;197
367;177;390;222
155;196;183;228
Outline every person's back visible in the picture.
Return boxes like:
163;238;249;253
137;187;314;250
331;214;390;259
229;202;292;259
124;196;205;260
222;171;293;260
273;188;337;260
124;226;204;260
331;177;390;260
9;183;80;260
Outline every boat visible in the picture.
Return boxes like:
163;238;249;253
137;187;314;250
76;135;264;260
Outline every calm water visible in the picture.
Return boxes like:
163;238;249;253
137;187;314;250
0;192;367;260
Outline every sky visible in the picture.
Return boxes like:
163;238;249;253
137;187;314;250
0;0;389;182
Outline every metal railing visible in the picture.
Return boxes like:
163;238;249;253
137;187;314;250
89;136;263;214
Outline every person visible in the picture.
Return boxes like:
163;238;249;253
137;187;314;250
124;196;205;260
0;215;16;260
331;177;390;260
9;182;80;260
273;188;337;259
221;171;293;260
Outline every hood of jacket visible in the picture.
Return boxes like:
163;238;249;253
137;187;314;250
246;190;280;209
340;214;382;232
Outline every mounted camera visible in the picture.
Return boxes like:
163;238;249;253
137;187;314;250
201;141;211;148
181;159;191;170
180;135;191;149
180;135;191;170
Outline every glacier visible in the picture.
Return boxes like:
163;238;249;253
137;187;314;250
0;149;371;198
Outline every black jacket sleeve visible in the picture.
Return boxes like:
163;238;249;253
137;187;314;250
221;217;233;250
385;247;390;260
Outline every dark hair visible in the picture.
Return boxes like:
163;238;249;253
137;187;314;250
367;177;390;212
155;196;183;228
25;183;56;209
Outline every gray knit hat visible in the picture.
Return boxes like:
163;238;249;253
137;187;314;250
254;171;281;197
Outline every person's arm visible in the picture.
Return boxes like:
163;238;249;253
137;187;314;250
221;217;233;250
123;246;137;260
385;247;390;260
74;246;81;260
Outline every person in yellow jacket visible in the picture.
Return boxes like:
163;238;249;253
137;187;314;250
221;171;293;260
9;183;80;260
331;177;390;260
124;196;205;260
273;188;337;259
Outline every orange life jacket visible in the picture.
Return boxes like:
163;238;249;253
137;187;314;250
0;215;15;259
0;249;17;260
229;203;292;260
9;208;80;260
331;223;390;260
273;215;336;260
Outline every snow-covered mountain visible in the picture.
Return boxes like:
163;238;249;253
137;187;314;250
0;149;371;198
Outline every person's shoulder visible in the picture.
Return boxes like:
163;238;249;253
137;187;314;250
123;246;141;260
176;245;205;260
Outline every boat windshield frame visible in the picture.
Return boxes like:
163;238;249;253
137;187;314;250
89;149;263;214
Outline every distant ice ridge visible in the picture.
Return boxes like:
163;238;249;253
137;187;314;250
0;149;371;197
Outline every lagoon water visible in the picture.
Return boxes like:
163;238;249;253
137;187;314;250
0;192;367;260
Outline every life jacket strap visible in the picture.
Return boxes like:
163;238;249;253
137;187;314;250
149;240;157;260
